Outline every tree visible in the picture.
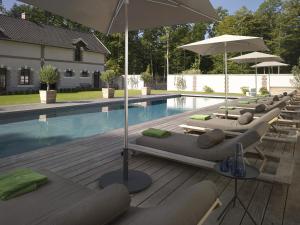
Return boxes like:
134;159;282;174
40;65;59;91
292;58;300;89
101;70;116;89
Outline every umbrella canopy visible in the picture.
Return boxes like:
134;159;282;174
229;52;282;63
251;61;288;68
229;52;282;95
19;0;218;193
179;34;269;112
179;35;269;55
19;0;218;34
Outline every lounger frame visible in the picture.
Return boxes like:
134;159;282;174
129;143;294;184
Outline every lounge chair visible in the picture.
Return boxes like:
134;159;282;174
0;169;221;225
129;122;294;184
182;108;299;144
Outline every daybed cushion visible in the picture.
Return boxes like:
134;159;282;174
135;122;267;161
197;129;225;149
0;169;94;225
47;184;130;225
185;108;280;132
114;181;218;225
238;112;254;125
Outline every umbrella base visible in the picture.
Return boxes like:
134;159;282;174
99;170;152;194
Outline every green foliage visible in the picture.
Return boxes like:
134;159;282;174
101;70;116;88
39;65;59;90
240;87;250;95
140;66;153;86
176;77;186;90
259;87;270;95
182;69;201;74
203;85;214;93
6;1;299;77
292;58;300;89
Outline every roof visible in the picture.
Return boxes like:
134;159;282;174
0;14;109;54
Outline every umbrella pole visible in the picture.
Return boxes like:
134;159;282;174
255;59;258;96
224;42;228;119
99;0;152;194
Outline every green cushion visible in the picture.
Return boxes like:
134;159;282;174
219;106;236;110
238;100;250;104
189;114;211;120
142;128;171;138
0;168;48;200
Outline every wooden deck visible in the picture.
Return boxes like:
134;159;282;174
0;102;299;225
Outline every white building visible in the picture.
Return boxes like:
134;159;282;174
0;14;110;93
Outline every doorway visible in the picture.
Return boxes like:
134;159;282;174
93;71;101;89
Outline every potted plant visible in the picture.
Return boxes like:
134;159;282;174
140;67;153;95
101;69;116;98
39;65;59;104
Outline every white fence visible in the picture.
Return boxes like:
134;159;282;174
167;74;295;94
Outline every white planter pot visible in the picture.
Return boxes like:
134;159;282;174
103;88;115;98
39;90;57;104
141;87;151;95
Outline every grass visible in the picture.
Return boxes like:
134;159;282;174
0;90;242;106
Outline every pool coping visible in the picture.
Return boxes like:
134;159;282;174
0;94;180;119
0;94;239;120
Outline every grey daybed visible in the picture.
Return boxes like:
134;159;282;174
0;169;221;225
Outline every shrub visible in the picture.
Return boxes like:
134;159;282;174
240;86;249;95
181;69;201;74
259;87;270;95
140;72;153;87
176;77;186;90
101;70;116;89
203;85;214;93
40;65;59;91
292;58;300;89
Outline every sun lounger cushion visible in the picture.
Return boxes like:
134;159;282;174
219;106;236;110
142;128;171;138
0;168;48;200
186;108;279;132
197;129;225;149
238;112;254;125
189;114;211;120
238;100;250;104
114;181;218;225
47;184;130;225
135;122;267;161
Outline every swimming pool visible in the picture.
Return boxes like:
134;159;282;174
0;96;224;157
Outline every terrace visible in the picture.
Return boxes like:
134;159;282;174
0;97;299;225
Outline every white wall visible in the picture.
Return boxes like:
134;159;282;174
168;74;295;93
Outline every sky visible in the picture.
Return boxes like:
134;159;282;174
2;0;264;14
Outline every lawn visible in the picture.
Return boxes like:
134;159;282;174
0;90;242;106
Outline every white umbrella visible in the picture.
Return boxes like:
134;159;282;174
251;61;289;93
180;34;269;115
229;52;282;95
19;0;218;193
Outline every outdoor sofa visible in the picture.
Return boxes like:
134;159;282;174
0;169;221;225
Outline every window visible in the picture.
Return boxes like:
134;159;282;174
81;70;89;77
74;46;82;62
0;68;7;90
20;68;31;85
65;69;74;77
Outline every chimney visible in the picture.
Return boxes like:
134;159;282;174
21;12;26;20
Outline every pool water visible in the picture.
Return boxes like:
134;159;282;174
0;96;224;157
